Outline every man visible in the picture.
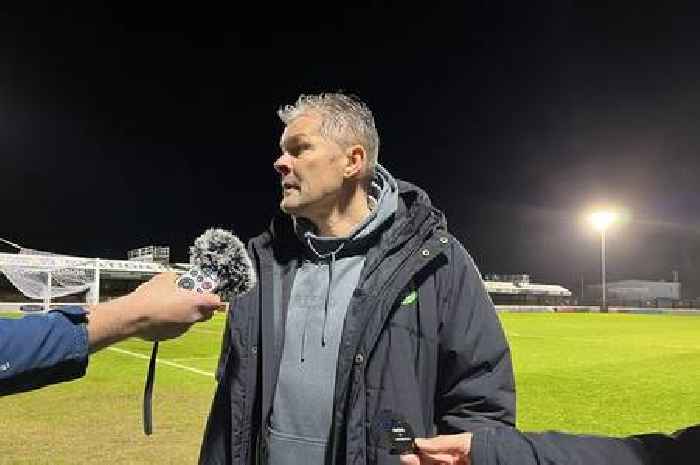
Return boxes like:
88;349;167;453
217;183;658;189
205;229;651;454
199;93;515;465
399;423;699;464
1;272;221;395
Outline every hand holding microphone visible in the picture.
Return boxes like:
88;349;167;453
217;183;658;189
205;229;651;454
399;433;473;465
122;272;223;342
373;411;471;465
143;228;256;435
85;272;222;354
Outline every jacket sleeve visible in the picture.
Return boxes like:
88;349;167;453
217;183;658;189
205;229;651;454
0;306;89;396
434;239;516;432
470;427;650;465
199;309;234;465
470;425;700;465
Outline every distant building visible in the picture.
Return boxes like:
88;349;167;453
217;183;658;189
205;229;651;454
483;273;573;305
484;273;531;285
128;246;170;264
585;279;681;307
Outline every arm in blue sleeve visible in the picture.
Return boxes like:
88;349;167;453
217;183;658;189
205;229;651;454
471;427;653;465
471;425;700;465
0;306;89;396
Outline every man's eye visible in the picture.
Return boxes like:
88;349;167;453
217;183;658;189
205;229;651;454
289;143;311;157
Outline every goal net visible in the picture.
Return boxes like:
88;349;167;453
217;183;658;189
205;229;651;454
0;248;98;309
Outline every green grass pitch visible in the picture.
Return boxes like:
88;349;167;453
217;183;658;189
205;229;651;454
1;312;698;464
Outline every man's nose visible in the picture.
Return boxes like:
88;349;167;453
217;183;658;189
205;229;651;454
274;153;292;176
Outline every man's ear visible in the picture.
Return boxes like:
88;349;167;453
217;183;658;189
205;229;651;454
344;145;366;179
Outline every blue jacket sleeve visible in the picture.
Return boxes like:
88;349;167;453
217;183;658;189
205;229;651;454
434;239;516;432
0;306;89;396
471;425;700;465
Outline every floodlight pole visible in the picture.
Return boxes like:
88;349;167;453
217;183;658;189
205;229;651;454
600;228;607;313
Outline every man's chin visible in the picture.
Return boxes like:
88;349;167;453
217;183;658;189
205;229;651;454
280;201;302;216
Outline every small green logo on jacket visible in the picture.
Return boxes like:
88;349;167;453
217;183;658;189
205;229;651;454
401;290;417;306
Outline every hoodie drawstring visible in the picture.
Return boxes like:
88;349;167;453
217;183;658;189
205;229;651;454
300;303;309;362
321;251;336;347
300;239;345;362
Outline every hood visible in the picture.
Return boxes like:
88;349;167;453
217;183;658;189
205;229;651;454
294;163;399;260
258;165;446;263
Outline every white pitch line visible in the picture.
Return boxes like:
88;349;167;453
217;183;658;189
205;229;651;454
107;347;214;378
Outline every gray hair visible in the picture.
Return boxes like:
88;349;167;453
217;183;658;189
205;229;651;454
278;92;380;177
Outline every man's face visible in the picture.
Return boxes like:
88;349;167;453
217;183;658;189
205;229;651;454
274;114;347;220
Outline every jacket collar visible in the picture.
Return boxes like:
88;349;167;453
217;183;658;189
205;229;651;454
254;178;445;257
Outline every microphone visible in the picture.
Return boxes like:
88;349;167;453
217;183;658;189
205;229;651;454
372;410;417;455
176;228;256;298
143;228;256;435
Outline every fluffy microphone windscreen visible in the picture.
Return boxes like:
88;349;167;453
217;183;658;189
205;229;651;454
190;228;256;299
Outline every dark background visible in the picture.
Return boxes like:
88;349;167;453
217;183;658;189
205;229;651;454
3;3;700;297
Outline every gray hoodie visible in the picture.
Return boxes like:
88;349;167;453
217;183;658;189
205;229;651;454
266;165;399;465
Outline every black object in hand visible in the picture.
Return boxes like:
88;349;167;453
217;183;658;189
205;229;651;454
373;410;417;455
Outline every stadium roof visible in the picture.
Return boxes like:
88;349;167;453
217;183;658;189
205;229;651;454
484;279;572;296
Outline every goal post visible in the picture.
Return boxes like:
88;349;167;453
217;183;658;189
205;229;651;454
0;251;187;312
0;252;99;311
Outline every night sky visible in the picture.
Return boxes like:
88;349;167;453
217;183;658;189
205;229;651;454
3;4;700;297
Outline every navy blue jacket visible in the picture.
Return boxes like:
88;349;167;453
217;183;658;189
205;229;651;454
199;181;516;464
0;306;89;395
471;424;699;465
